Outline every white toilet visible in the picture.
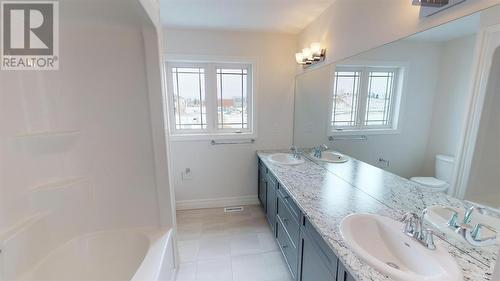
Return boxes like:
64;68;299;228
410;154;455;193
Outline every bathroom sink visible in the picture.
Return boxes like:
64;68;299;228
268;153;305;166
340;213;462;281
425;206;500;244
312;151;349;163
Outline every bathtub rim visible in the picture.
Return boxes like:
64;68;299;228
12;227;172;281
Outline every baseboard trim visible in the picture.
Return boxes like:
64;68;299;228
176;195;259;210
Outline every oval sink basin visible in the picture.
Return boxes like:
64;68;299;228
340;213;462;281
425;206;500;245
312;151;349;163
268;153;305;166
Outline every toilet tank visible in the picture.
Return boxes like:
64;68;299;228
435;154;455;183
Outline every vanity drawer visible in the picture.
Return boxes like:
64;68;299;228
277;216;298;279
277;194;300;247
277;187;301;222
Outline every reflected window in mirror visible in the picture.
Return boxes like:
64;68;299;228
330;65;404;135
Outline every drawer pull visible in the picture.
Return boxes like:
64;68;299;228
281;244;288;249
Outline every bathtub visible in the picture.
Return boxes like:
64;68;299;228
14;228;174;281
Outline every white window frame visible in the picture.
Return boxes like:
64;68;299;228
327;61;407;136
165;57;256;141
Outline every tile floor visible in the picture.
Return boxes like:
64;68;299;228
175;205;293;281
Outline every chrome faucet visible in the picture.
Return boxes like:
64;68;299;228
290;146;302;159
447;206;497;247
401;211;436;250
313;144;328;158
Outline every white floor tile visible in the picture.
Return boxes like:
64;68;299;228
175;263;197;281
178;240;200;263
197;235;231;260
232;251;292;281
196;257;233;281
175;206;291;281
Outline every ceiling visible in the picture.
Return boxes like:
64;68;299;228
160;0;337;34
405;13;480;42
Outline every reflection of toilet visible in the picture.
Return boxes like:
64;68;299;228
410;155;455;193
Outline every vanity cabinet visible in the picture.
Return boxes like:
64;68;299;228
299;217;338;281
276;184;302;279
266;171;279;235
258;160;355;281
258;161;267;212
337;262;356;281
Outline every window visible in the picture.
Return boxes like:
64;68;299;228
171;67;206;130
166;62;254;137
217;68;248;129
331;65;402;134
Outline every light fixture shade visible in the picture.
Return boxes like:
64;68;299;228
310;42;321;55
302;48;312;59
295;53;305;63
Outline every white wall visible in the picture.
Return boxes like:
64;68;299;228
0;1;165;278
465;47;500;207
163;28;296;209
297;0;500;70
294;40;443;178
423;35;477;175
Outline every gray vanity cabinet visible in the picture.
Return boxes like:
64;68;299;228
337;262;356;281
258;161;267;212
258;160;355;281
299;218;338;281
266;171;278;235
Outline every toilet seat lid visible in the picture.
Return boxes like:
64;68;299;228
410;177;448;188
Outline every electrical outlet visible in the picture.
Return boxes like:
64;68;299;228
181;168;193;180
378;158;390;167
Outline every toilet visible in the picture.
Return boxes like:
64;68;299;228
410;154;455;193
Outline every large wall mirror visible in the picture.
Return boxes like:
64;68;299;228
293;4;500;269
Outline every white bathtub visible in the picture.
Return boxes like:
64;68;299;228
14;228;174;281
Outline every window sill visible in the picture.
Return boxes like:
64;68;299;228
169;132;257;142
329;128;400;136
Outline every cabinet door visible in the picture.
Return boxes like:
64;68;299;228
299;232;337;281
258;163;267;212
337;262;355;281
266;173;278;235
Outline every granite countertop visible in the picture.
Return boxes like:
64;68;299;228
257;150;496;281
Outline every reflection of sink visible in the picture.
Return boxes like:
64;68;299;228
268;153;305;166
340;213;462;281
425;206;500;244
312;151;349;163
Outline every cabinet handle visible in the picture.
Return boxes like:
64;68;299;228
283;218;289;224
281;244;288;249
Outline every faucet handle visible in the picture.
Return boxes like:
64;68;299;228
424;229;436;250
401;212;419;235
463;206;486;225
471;223;497;241
447;211;460;229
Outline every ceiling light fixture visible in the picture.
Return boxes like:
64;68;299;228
295;42;325;67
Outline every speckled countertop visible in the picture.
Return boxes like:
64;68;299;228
257;150;496;281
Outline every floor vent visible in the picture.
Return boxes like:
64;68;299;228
224;206;244;213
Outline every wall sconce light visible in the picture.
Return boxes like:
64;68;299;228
295;42;325;67
412;0;449;7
